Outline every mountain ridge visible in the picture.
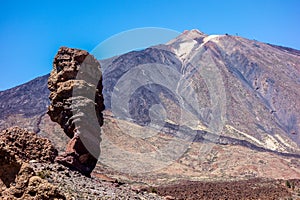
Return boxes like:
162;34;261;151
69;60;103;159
0;30;300;183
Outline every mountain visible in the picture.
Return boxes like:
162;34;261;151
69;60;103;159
0;30;300;184
0;75;50;133
102;29;300;153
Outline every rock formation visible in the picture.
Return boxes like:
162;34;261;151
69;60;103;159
0;127;65;200
0;127;58;163
0;127;163;199
47;47;104;176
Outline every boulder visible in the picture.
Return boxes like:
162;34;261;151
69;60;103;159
0;127;65;200
0;127;58;163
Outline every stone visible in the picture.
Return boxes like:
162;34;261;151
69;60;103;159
0;127;58;163
47;47;104;176
0;128;65;200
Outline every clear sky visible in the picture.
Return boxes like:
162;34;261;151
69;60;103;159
0;0;300;91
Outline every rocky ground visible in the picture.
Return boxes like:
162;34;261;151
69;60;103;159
146;179;300;200
0;127;163;200
30;162;163;200
2;127;300;199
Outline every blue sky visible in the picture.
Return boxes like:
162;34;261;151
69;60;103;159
0;0;300;91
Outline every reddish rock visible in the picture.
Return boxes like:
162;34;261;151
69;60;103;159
0;127;58;163
0;127;66;200
47;47;104;176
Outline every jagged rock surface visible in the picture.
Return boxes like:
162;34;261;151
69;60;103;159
0;127;65;200
47;47;104;176
0;127;57;162
0;127;163;199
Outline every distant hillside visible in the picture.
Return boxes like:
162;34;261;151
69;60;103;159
0;74;49;119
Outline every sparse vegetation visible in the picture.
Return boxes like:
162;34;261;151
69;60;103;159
36;170;51;179
205;150;218;164
149;187;158;194
258;160;265;164
285;180;291;188
285;180;295;190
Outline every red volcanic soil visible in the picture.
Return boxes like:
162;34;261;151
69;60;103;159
147;178;297;200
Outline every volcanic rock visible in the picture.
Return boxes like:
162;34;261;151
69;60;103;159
0;128;162;199
0;160;65;200
0;127;57;162
47;47;104;176
0;127;65;200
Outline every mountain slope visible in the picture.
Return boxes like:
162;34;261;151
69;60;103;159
100;29;300;154
0;30;300;182
0;74;49;118
0;75;50;133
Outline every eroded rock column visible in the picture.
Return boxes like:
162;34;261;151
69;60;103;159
48;47;104;176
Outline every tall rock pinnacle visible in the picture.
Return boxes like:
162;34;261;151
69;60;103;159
47;47;104;176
